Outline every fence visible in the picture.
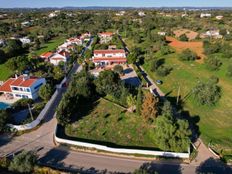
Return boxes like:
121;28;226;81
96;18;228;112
54;126;190;159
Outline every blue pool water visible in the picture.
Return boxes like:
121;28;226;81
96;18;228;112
0;102;10;110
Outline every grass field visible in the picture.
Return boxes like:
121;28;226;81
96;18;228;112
65;98;157;148
142;53;232;154
35;37;65;55
0;63;13;81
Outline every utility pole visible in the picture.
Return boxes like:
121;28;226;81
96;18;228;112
176;84;181;105
28;104;33;121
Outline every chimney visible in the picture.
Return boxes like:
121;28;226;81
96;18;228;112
15;74;18;79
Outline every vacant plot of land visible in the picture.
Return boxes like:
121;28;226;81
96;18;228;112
142;53;232;153
35;37;65;55
166;36;205;63
0;63;13;81
65;98;156;148
174;29;199;40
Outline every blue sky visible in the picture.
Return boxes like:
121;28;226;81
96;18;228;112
0;0;232;8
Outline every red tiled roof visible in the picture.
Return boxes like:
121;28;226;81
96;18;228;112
99;32;113;36
40;52;53;59
58;50;70;57
0;79;15;92
0;76;39;92
94;49;125;54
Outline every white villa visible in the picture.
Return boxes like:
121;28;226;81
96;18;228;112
0;75;46;100
200;13;211;18
92;49;127;65
49;50;70;66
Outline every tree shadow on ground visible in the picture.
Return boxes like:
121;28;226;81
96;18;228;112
71;98;100;123
38;147;69;169
124;68;133;74
165;96;201;143
0;134;13;148
195;157;232;174
137;161;182;174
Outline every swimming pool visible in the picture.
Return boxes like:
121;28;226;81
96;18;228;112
0;102;10;110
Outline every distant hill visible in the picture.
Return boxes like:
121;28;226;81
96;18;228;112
0;6;232;12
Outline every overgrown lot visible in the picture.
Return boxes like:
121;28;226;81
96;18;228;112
65;98;157;148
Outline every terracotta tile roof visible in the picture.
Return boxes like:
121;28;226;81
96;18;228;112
94;49;125;54
40;52;53;59
58;50;70;57
99;32;113;36
0;76;39;93
0;79;15;92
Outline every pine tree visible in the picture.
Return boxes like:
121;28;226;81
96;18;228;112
141;92;159;120
136;86;143;115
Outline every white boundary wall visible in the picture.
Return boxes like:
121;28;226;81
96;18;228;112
54;127;190;159
7;76;67;131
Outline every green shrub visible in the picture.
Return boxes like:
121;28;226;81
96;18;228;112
12;99;34;111
179;49;197;61
205;57;222;71
179;34;188;41
156;66;172;77
226;64;232;77
9;150;37;173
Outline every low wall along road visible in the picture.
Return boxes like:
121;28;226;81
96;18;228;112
54;126;190;159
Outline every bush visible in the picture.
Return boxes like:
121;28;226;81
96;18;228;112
156;66;172;77
179;49;197;61
205;57;222;71
226;64;232;77
150;59;164;72
193;80;221;106
179;34;188;41
113;65;124;75
0;110;9;132
12;98;34;111
9;150;37;173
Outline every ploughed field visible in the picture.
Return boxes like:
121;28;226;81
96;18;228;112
166;36;205;63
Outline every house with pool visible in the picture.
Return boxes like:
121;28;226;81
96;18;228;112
0;75;46;100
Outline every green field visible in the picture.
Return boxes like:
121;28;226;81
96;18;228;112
0;63;13;81
65;98;157;148
142;53;232;153
35;37;65;55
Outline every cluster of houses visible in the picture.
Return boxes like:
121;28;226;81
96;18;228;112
0;33;92;100
40;33;91;66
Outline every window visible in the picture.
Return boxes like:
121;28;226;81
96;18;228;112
12;87;19;91
22;95;28;99
15;94;21;98
34;83;43;90
26;88;30;92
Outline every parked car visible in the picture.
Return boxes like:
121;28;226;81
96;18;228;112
156;80;163;85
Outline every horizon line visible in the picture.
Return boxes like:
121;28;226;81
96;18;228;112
1;6;232;9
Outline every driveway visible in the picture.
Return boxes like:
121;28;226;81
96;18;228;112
121;65;140;87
